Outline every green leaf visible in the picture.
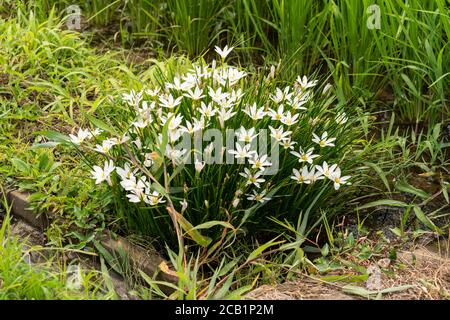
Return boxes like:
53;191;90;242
31;142;60;149
321;243;330;257
364;162;390;192
84;114;118;136
189;220;235;232
246;239;284;263
395;180;429;199
358;199;408;210
413;206;442;234
36;130;70;143
11;158;31;175
176;213;211;247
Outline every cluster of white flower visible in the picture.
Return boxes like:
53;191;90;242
69;46;352;210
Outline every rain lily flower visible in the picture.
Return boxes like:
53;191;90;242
236;127;258;143
199;102;216;118
214;45;234;60
116;163;136;180
195;158;205;173
246;190;271;203
159;94;183;109
281;111;300;126
69;128;92;145
296;75;318;90
94;139;117;154
290;93;309;110
249;154;272;171
184;86;205;100
335;112;348;125
269;105;285;121
228;143;256;159
208;87;229;104
244;103;266;120
91;160;115;185
322;83;333;95
239;168;265;188
330;168;351;190
291;167;311;184
307;166;325;183
217;108;236;128
315;161;338;178
145;191;166;206
291;147;319;164
269;126;292;143
282;139;297;150
270;87;292;103
122;90;143;107
312;131;336;148
145;88;160;97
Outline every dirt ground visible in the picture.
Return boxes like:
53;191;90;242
5;216;450;300
246;240;450;300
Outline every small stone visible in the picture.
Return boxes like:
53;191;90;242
377;258;391;269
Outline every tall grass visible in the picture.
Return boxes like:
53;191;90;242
10;0;448;124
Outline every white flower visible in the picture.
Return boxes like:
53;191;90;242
228;143;256;159
269;105;285;121
166;76;192;91
69;128;92;145
183;86;205;100
229;88;244;103
180;199;188;212
330;167;351;190
165;145;187;162
204;142;215;157
296;75;318;90
281;111;299;126
194;158;205;173
159;94;183;109
208;87;229;104
315;161;338;178
307;166;324;183
312;131;336;148
246;189;271;203
335;112;348;125
290;147;319;164
121;176;146;193
290;93;309;110
116;163;136;180
322;83;333;95
291;167;310;184
145;191;166;206
199;102;216;118
181;120;196;135
269;126;292;143
122;90;143;107
239;168;265;188
143;153;154;167
236;127;258;143
91;128;103;136
214;45;234;60
216;108;236;128
94;138;117;154
281;139;297;150
91;160;115;185
270;87;292;103
132;118;150;129
248;154;272;171
145;88;161;97
244;103;266;120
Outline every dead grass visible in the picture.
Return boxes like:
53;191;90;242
246;241;450;300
